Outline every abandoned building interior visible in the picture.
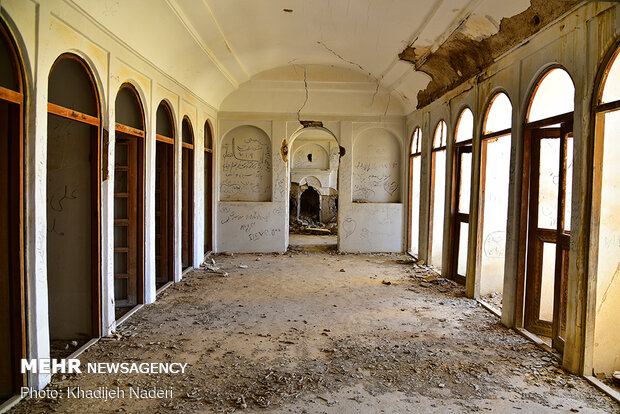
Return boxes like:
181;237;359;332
1;0;620;412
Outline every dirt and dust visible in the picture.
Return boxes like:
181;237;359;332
10;251;618;413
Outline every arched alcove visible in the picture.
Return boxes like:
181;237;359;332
352;128;401;203
47;53;102;353
299;187;320;221
220;125;272;202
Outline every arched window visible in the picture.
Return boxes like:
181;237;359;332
113;83;145;315
455;108;473;143
155;101;175;287
181;116;194;269
451;108;474;282
430;120;448;268
521;67;574;347
591;45;620;375
408;127;422;256
527;68;574;123
478;92;512;306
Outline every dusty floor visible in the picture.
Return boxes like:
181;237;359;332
11;251;618;413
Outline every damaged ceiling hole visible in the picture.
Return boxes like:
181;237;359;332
307;153;312;162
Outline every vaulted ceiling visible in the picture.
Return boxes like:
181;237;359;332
75;0;547;114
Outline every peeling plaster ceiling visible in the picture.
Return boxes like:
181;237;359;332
75;0;567;115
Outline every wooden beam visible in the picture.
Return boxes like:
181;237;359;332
47;102;99;126
156;134;174;145
182;142;194;150
115;122;144;138
0;86;23;104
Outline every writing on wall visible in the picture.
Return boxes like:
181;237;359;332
220;125;272;201
353;128;401;203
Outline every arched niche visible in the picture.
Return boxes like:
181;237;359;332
293;143;330;170
0;19;26;402
47;53;101;348
220;125;272;202
155;100;175;287
352;128;401;203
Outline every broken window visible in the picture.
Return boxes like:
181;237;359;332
408;127;422;256
155;101;175;288
479;93;512;310
429;120;447;268
521;68;574;353
0;21;25;402
204;120;213;255
450;109;473;283
46;53;101;355
592;46;620;376
182;116;195;270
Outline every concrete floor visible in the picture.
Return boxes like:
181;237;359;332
11;251;617;413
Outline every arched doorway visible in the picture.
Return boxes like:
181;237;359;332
47;53;101;356
181;116;194;270
519;67;574;353
288;127;339;249
113;83;145;319
155;101;175;288
204;120;213;254
0;19;26;403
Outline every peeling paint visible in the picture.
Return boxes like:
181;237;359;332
400;0;579;108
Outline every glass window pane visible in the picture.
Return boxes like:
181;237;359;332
457;222;469;276
528;69;574;122
538;139;560;229
484;93;512;134
539;242;556;322
431;150;446;267
564;137;573;232
410;156;421;256
455;109;473;143
459;152;472;214
601;50;620;104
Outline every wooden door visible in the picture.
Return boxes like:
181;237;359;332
114;136;139;308
182;147;194;269
524;122;572;352
450;145;472;283
204;149;213;253
155;141;174;286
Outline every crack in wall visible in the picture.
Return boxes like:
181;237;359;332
317;41;382;106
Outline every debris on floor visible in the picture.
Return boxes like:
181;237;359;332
11;252;617;413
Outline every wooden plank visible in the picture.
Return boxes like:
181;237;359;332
482;127;511;141
596;99;620;114
47;102;99;126
0;86;23;104
525;112;573;130
156;134;174;144
115;122;144;138
182;142;194;150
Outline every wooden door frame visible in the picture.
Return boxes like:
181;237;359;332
516;112;573;340
113;126;145;308
449;141;472;284
0;19;26;396
155;137;175;284
47;53;102;338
